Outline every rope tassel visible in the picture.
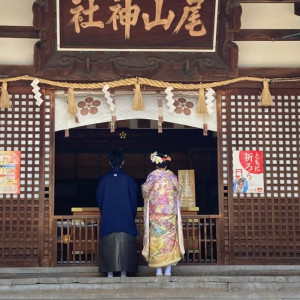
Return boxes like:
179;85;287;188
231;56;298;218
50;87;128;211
0;82;12;108
261;80;273;106
132;82;144;110
67;88;78;115
196;88;207;113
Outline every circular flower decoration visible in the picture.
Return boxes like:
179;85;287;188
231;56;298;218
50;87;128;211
77;97;101;116
119;131;127;139
174;97;194;115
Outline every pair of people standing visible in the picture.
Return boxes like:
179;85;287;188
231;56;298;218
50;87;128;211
96;150;185;277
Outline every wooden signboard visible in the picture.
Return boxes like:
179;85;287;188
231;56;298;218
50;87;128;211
33;0;241;81
178;169;196;208
56;0;218;52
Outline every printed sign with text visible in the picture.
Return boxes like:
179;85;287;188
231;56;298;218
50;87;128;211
233;150;264;194
0;151;21;194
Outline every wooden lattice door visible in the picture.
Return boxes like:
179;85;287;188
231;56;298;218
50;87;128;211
0;87;55;266
218;88;300;264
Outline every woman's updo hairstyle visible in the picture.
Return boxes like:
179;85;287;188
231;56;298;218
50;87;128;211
150;151;171;169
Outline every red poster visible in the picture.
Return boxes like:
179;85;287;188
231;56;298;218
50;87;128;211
233;150;264;194
0;151;21;194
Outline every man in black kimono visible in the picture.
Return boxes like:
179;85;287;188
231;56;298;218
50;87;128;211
96;150;138;277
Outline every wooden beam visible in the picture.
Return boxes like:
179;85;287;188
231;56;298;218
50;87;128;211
0;65;299;84
238;0;300;3
0;66;34;79
295;3;300;15
0;26;39;39
234;29;300;41
238;67;300;79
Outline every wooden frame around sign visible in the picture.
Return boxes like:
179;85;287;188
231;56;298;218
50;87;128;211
33;0;241;82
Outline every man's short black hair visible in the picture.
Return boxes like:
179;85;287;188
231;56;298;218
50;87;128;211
109;150;124;167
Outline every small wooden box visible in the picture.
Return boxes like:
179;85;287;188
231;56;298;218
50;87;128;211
72;207;99;215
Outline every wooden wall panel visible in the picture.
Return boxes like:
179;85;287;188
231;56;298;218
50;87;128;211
76;154;100;179
99;154;111;175
55;153;75;179
123;154;146;179
219;88;300;264
0;87;54;266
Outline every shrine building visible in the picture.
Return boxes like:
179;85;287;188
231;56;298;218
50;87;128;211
0;0;300;268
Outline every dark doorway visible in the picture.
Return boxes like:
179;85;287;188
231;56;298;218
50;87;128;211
55;128;218;215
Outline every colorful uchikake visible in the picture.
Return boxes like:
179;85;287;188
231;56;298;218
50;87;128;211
150;151;171;164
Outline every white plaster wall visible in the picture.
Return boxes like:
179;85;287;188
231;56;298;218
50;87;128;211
237;3;300;67
236;41;300;67
0;38;37;65
0;0;35;26
0;0;38;65
240;3;300;29
0;1;300;68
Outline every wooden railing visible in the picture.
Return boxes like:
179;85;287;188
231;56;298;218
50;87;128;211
52;215;221;266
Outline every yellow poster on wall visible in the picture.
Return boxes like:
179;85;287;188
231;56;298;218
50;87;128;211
178;170;196;207
0;151;21;194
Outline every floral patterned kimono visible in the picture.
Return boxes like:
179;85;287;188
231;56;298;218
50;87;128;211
142;169;185;268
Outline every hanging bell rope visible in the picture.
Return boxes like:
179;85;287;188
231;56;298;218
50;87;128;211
0;82;12;108
67;88;78;115
132;79;144;110
260;80;273;106
196;88;208;113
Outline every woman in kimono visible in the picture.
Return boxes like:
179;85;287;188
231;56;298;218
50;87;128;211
142;151;185;276
96;150;138;278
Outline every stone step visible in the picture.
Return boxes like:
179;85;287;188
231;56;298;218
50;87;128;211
1;266;300;299
2;264;300;275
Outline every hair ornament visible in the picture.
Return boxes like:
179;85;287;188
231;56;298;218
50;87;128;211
150;151;171;164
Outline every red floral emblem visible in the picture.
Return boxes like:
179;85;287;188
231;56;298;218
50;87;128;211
77;97;101;116
173;98;194;115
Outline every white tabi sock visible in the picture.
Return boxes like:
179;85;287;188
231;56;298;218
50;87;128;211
164;265;172;276
107;272;113;278
121;271;127;277
156;267;163;276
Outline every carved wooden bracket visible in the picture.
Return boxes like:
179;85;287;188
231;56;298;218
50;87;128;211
33;0;241;82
